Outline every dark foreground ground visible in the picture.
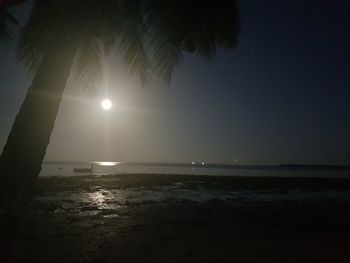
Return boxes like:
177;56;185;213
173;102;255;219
2;174;350;262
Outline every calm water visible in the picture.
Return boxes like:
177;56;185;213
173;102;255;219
40;162;350;178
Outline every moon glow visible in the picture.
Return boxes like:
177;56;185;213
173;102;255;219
101;99;112;110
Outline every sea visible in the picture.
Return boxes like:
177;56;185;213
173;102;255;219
40;161;350;178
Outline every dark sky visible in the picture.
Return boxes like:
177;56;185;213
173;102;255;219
1;0;350;165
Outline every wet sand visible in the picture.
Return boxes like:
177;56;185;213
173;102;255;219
3;174;350;262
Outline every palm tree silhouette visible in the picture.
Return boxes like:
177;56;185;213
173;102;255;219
0;0;240;206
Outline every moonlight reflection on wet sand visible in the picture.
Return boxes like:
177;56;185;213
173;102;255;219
12;175;350;262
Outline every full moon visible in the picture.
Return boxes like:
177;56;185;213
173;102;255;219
101;99;112;110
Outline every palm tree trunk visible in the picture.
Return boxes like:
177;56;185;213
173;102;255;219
0;44;77;206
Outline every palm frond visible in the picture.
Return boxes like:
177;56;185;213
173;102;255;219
145;0;240;82
0;8;18;46
86;0;121;54
16;0;68;71
118;0;151;86
73;36;103;94
148;30;182;83
16;0;240;89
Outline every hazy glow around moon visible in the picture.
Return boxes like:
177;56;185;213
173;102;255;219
101;99;112;110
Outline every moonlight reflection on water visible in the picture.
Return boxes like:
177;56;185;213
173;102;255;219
34;181;350;219
88;190;119;210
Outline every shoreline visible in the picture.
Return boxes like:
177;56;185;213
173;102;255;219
3;174;350;262
36;173;350;192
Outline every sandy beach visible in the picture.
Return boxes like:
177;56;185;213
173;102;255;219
2;174;350;262
1;0;350;262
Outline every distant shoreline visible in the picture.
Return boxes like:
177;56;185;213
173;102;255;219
43;161;350;171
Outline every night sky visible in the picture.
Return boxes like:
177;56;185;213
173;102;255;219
1;0;350;165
